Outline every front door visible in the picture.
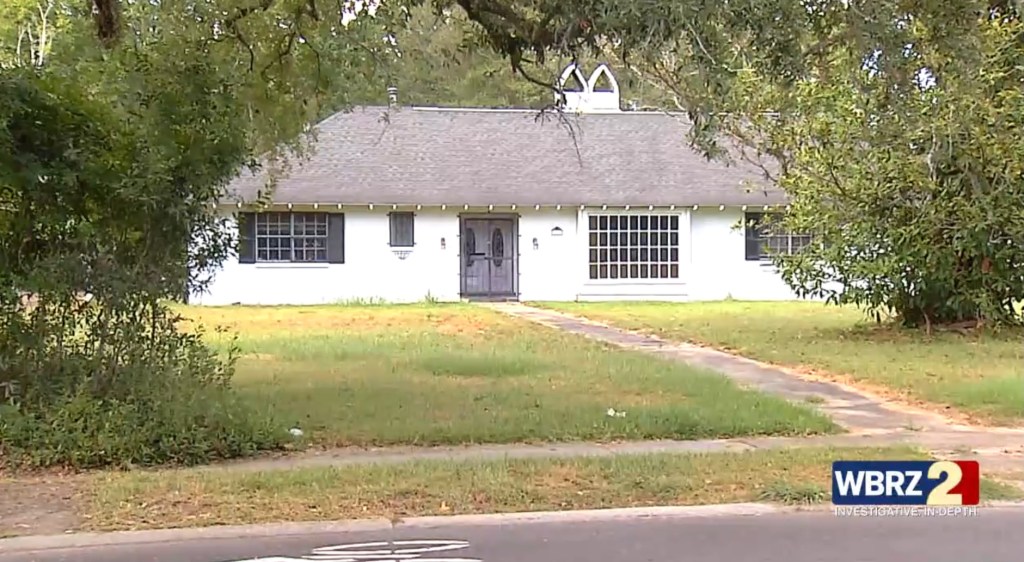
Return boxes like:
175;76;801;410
461;218;516;298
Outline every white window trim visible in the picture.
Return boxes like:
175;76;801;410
582;210;687;284
254;263;331;270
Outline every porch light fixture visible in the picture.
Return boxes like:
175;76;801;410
532;237;539;249
440;237;446;249
551;227;563;237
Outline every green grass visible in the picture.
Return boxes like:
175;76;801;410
81;446;1023;531
179;303;836;447
757;480;830;505
535;301;1024;424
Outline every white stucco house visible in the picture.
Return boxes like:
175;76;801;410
190;63;813;306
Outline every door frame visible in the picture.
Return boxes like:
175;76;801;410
458;213;520;299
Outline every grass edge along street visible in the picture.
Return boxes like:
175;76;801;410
57;446;1024;533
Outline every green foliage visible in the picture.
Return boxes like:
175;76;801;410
727;15;1024;327
0;295;287;469
1;369;285;469
332;4;552;109
0;0;324;467
0;0;66;68
0;68;284;468
317;4;672;112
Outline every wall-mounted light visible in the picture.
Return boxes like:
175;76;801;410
440;237;446;249
532;237;539;249
551;227;564;237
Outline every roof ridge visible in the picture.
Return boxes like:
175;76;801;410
319;104;691;117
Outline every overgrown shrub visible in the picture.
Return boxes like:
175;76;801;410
0;302;286;469
0;62;284;468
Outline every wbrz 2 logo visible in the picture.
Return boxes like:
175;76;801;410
831;460;980;506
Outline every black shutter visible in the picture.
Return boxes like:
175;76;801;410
744;212;763;261
328;213;345;263
238;212;256;263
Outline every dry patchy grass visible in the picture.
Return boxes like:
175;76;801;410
989;471;1024;493
175;303;836;447
82;446;1006;532
538;301;1024;425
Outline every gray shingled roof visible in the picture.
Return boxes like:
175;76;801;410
225;106;788;206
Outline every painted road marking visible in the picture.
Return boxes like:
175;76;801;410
226;539;482;562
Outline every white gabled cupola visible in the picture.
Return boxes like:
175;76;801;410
556;63;621;113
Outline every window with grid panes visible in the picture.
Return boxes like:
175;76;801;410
587;214;681;280
255;212;329;262
744;212;813;260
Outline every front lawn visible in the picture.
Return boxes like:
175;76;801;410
180;304;836;447
80;446;1023;531
537;301;1024;425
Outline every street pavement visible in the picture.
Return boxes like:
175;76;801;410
2;506;1024;562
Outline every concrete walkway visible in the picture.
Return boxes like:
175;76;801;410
481;302;989;435
209;429;1024;473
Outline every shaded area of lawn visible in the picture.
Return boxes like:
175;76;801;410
538;301;1024;424
80;446;1023;531
179;304;836;447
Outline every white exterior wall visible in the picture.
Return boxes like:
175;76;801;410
191;205;817;305
685;207;805;301
191;207;582;305
191;208;462;305
516;208;580;301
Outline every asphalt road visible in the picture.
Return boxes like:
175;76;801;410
3;507;1024;562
